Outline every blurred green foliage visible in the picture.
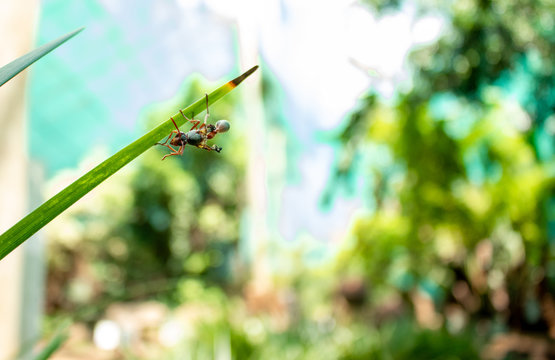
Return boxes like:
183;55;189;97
46;76;247;315
331;0;555;356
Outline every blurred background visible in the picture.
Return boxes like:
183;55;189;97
0;0;554;359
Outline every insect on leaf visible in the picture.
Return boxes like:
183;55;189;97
0;65;259;261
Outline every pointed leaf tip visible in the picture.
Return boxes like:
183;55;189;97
0;26;84;87
229;65;259;88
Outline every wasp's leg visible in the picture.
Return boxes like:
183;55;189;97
158;143;178;153
180;110;201;130
155;130;179;146
198;144;212;152
161;143;186;161
159;142;179;160
200;143;222;153
179;109;191;122
203;93;210;125
155;129;182;160
177;143;186;155
189;119;201;130
167;116;184;132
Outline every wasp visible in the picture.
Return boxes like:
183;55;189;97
155;94;230;160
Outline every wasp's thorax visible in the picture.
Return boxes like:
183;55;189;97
185;131;203;146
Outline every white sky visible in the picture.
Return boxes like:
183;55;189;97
207;0;444;126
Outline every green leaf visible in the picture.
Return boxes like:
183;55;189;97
33;329;68;360
0;27;83;87
0;65;258;261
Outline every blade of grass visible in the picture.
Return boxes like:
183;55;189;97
0;27;83;87
0;65;258;261
33;329;68;360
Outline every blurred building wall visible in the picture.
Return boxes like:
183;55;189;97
236;3;272;295
0;0;39;359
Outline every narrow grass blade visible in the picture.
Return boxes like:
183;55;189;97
0;65;258;261
0;27;83;87
33;330;68;360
